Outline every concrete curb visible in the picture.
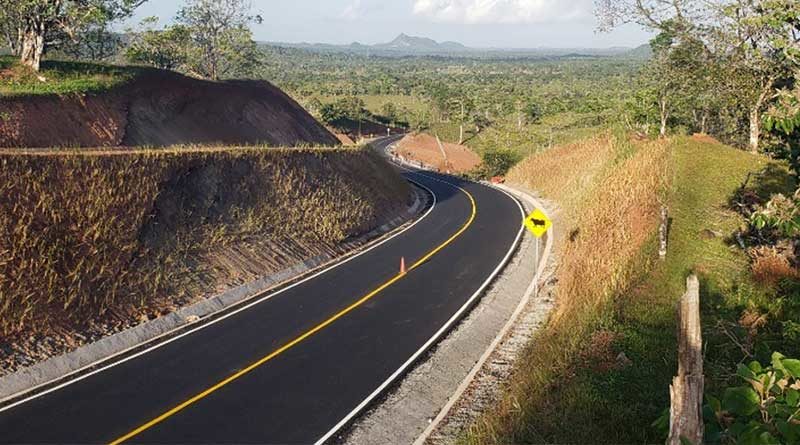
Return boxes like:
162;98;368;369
412;182;555;445
0;186;427;405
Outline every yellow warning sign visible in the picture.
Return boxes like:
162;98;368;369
524;209;551;238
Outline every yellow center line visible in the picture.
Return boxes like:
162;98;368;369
109;181;477;445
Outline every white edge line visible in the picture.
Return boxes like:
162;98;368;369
412;184;554;445
314;171;527;445
0;176;438;416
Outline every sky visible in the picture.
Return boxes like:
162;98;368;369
125;0;653;49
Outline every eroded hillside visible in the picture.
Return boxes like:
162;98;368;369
0;69;339;148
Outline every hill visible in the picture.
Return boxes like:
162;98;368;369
264;34;640;58
0;58;338;148
373;33;468;53
464;134;792;444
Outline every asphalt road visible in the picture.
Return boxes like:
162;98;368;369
0;149;524;444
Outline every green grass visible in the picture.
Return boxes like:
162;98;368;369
428;112;603;159
358;95;428;115
464;135;788;444
0;56;141;96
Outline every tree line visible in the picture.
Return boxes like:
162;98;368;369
0;0;261;81
599;0;799;157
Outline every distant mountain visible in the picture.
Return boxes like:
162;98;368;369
373;33;469;53
622;44;653;59
263;34;642;59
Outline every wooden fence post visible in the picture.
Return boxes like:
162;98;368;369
668;274;704;445
659;206;669;260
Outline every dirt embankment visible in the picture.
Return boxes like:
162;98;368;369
0;70;339;148
394;132;481;173
0;147;410;373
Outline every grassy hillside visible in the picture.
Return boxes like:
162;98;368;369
0;146;409;372
463;135;786;444
0;56;139;96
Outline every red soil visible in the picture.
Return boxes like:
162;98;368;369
395;133;481;173
0;69;339;148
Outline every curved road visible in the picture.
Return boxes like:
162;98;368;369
0;147;524;444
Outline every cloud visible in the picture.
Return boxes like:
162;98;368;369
412;0;590;24
339;0;389;21
340;0;364;20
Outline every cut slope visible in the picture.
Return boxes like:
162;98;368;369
0;146;410;373
0;68;339;148
395;132;481;173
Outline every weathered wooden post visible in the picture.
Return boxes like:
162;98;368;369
659;206;669;260
668;274;704;445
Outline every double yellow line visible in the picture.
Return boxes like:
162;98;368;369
110;179;477;445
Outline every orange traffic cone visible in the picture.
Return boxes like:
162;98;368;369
400;257;407;275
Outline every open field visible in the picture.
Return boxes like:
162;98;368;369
426;112;603;159
0;146;409;373
462;135;787;444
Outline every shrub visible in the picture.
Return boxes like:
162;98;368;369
704;353;800;444
478;147;521;178
750;191;800;239
751;247;799;287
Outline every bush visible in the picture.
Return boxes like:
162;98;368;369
478;147;521;178
704;353;800;444
751;247;799;287
750;191;800;239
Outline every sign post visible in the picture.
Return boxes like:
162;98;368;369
523;209;551;297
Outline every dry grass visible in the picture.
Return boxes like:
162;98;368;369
506;134;616;219
0;146;408;342
750;247;799;287
466;135;780;444
464;133;671;444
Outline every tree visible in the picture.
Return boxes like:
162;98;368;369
175;0;262;81
381;102;398;125
522;100;542;127
596;0;800;152
447;96;474;144
60;23;121;61
0;0;146;71
126;17;191;70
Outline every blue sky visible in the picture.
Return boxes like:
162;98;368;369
125;0;652;48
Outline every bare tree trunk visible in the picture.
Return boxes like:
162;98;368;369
668;275;704;445
20;23;46;72
2;26;22;56
750;78;775;153
459;124;464;145
659;96;669;138
701;110;708;135
749;108;760;153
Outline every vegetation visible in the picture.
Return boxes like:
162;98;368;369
0;146;408;342
0;55;139;96
463;134;800;443
260;45;642;160
0;0;144;71
127;0;262;80
599;0;800;154
701;352;800;444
